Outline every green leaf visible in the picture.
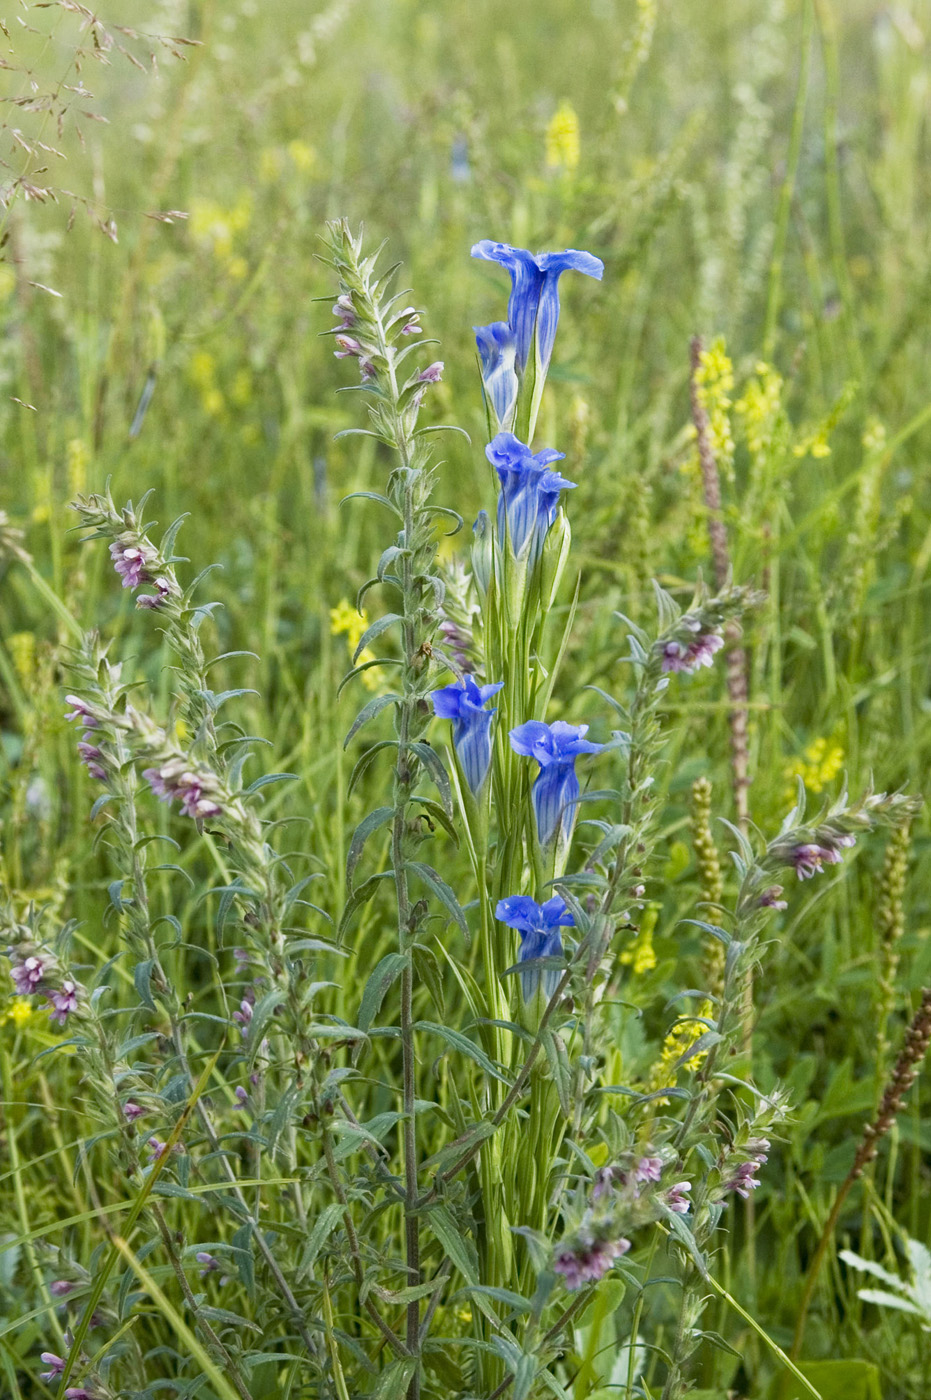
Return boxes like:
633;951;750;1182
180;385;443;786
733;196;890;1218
300;1202;345;1273
425;1205;479;1287
247;989;286;1065
540;1028;572;1118
357;952;409;1033
353;611;403;663
372;1358;419;1400
406;861;469;935
134;959;157;1012
343;692;400;747
410;741;452;815
415;1021;509;1084
337;870;395;940
347;805;395;889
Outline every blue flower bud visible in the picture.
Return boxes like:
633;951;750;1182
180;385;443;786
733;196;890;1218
486;432;576;566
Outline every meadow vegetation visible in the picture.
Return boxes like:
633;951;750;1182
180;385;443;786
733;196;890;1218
2;2;931;1397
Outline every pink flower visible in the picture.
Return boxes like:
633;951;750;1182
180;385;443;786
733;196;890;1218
417;361;444;383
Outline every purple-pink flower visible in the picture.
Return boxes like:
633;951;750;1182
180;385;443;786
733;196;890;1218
634;1156;664;1184
660;632;724;675
666;1181;692;1214
76;740;107;781
11;955;46;995
109;537;158;590
417;361;444;383
554;1233;630;1291
144;758;223;821
40;1352;66;1381
50;1279;78;1298
47;980;79;1025
123;1101;145;1122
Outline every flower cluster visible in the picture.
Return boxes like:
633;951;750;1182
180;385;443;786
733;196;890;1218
73;493;181;612
790;834;856;880
143;756;224;821
660;629;724;676
65;693;110;783
6;944;82;1027
329;285;442;397
721;1138;770;1199
554;1230;630;1291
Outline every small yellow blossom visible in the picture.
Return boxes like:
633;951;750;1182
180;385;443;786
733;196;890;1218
784;736;845;805
330;599;379;691
545;101;580;172
189;351;216;389
202;388;225;418
620;905;658;975
646;1000;713;1104
1;998;34;1029
287;139;316;173
227;255;249;283
695;337;735;479
735;361;783;457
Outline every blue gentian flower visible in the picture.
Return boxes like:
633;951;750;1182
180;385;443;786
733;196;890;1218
471;241;604;373
431;676;504;794
474;322;519;430
509;719;603;845
496;894;574;1001
486;432;576;565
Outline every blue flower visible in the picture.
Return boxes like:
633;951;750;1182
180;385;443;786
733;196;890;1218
509;719;603;846
496;894;574;1001
474;322;519;430
486;432;576;565
471;241;603;373
431;676;504;794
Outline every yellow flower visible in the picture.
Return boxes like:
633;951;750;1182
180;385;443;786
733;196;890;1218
545;101;580;172
620;905;658;975
735;361;783;457
189;351;216;389
226;255;249;282
646;1000;713;1104
784;736;845;804
202;388;225;418
330;599;379;690
287;139;316;173
1;998;33;1029
695;337;734;478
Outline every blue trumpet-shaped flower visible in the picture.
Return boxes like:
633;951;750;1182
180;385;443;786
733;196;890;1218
486;432;576;565
471;241;604;373
474;321;519;430
431;676;504;794
509;719;603;846
496;895;574;1002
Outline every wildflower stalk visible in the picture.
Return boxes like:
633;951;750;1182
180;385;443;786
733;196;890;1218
786;987;931;1377
326;219;451;1396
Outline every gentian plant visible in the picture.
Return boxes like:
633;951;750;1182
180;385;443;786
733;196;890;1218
3;222;919;1400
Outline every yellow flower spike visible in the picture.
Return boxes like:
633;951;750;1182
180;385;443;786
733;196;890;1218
695;337;735;478
9;998;33;1028
545;101;580;172
330;600;379;690
620;905;658;975
646;999;714;1105
783;736;845;805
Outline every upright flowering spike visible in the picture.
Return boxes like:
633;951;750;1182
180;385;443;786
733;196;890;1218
474;322;519;430
486;432;575;566
431;676;504;794
509;719;603;846
496;895;573;1001
471;240;603;372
